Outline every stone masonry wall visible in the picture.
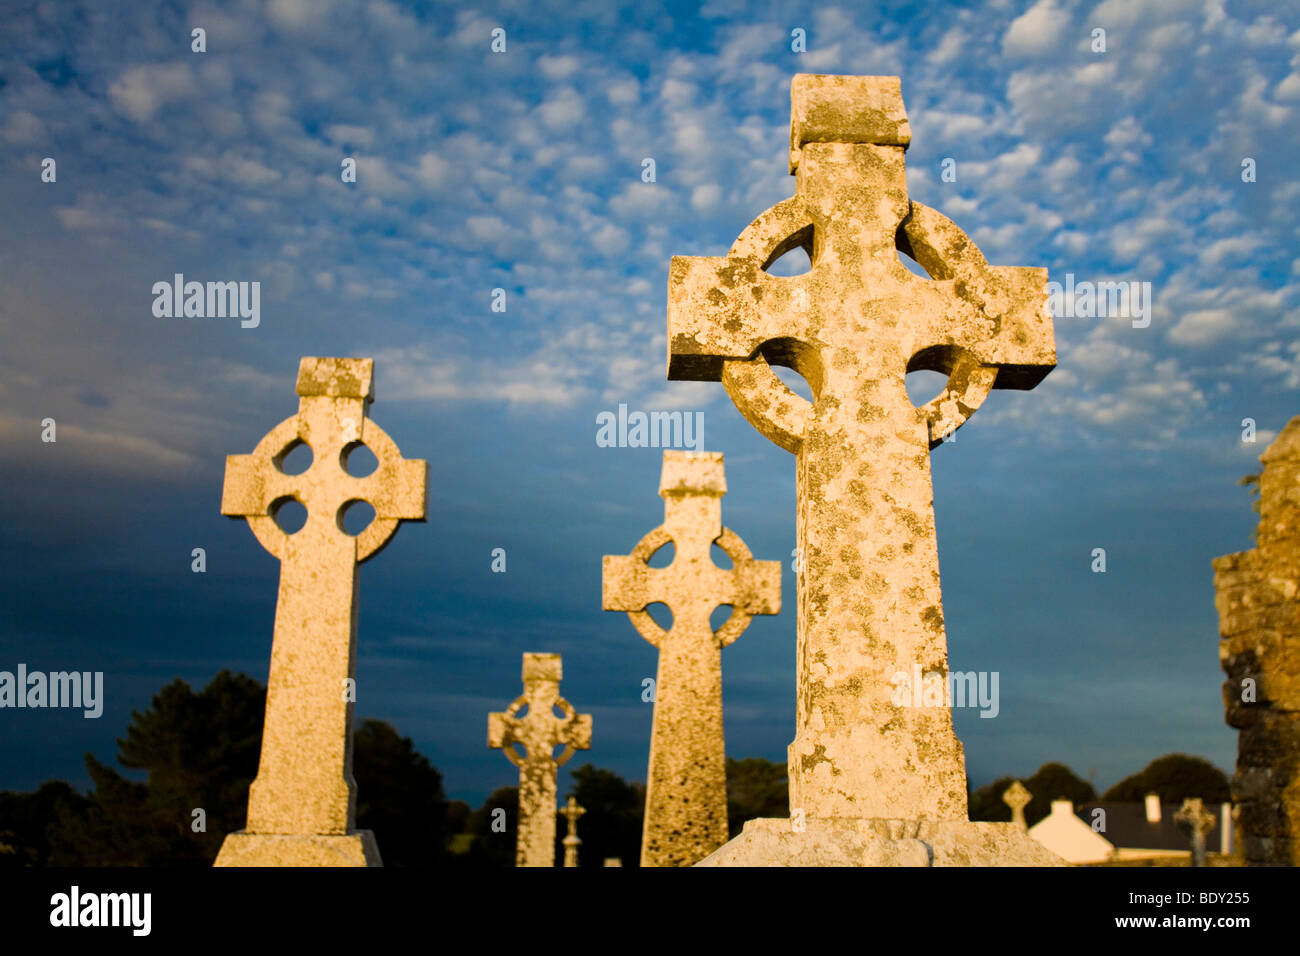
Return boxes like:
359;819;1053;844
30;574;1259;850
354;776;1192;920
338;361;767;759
1213;415;1300;865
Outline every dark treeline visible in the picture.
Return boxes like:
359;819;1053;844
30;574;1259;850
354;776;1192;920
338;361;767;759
0;671;787;866
0;672;1229;865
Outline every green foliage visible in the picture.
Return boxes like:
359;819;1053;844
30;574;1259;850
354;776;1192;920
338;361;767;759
1102;754;1230;803
726;757;787;836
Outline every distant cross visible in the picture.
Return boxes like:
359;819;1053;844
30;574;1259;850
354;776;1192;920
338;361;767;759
1175;798;1217;867
216;357;427;866
603;451;781;866
489;653;592;867
562;795;586;868
1003;781;1032;830
667;74;1055;823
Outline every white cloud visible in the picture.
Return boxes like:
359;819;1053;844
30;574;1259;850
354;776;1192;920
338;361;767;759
1002;1;1070;58
537;55;581;80
0;417;195;475
2;109;45;143
324;123;375;148
1167;308;1238;346
107;62;197;122
465;215;510;243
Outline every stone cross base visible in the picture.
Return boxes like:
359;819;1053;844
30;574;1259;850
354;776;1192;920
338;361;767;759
695;818;1063;867
214;830;382;867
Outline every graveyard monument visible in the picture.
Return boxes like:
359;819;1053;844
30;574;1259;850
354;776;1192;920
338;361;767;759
1003;781;1032;831
603;450;781;866
667;74;1060;865
214;357;428;867
1175;797;1217;868
562;795;586;868
489;653;592;867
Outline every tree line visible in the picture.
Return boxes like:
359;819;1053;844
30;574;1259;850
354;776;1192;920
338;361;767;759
0;671;1229;865
0;671;786;866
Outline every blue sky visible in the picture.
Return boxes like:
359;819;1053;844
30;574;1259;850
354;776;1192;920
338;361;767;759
1;0;1298;806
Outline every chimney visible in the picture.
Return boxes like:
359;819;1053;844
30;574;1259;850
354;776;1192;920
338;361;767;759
1051;799;1073;815
1145;792;1161;823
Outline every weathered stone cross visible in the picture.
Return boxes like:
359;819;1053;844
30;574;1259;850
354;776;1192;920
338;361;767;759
1175;798;1217;868
489;653;592;867
603;451;781;866
1003;781;1032;830
668;75;1055;826
561;795;585;868
215;357;427;867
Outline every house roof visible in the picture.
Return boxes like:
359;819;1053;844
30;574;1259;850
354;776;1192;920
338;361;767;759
1076;802;1226;852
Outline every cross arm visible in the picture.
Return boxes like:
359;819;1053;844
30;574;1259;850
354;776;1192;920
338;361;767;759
559;712;593;753
363;456;428;520
901;202;1055;389
221;452;271;518
733;557;782;616
601;554;661;612
487;711;513;750
666;257;812;381
488;710;526;768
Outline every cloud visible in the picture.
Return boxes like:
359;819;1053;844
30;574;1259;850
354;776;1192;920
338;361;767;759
372;347;586;408
1002;1;1070;58
107;62;197;122
0;417;195;476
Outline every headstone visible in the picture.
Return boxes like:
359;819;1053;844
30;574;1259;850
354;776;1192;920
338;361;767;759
215;357;427;866
561;795;585;868
1213;416;1300;866
603;450;781;866
669;75;1059;866
1175;798;1216;868
489;653;592;867
1003;781;1032;830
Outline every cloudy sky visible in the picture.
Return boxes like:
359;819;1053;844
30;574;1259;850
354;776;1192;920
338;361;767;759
1;0;1297;808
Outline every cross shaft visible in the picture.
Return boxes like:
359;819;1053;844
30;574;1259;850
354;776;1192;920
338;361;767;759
666;76;1055;824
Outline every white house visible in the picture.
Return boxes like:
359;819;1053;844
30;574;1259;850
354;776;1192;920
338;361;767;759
1028;799;1116;864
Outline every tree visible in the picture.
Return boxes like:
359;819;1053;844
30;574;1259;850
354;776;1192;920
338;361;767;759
726;757;787;836
49;670;264;865
1102;754;1231;803
566;765;644;867
30;671;448;865
969;776;1016;823
0;782;89;867
353;719;449;866
463;786;519;867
